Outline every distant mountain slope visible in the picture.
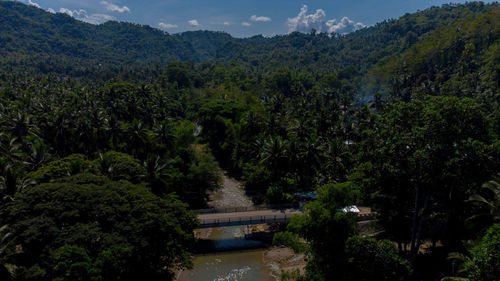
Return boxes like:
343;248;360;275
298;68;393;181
0;0;498;78
0;1;197;64
370;6;500;101
207;2;499;73
173;31;236;61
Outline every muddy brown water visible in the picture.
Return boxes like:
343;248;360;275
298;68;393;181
178;173;276;281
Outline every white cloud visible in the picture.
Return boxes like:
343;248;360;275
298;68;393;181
287;5;326;33
188;19;199;27
59;7;76;17
84;13;115;24
250;15;271;22
158;22;177;29
326;17;366;34
287;5;365;34
241;22;251;26
47;8;55;14
59;8;115;25
23;0;40;8
223;21;230;26
100;1;130;13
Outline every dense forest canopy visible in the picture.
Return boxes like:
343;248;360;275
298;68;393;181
0;1;499;280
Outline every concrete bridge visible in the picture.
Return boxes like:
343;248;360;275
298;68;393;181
194;205;374;228
196;208;303;228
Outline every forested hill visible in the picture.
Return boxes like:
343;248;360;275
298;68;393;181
0;0;498;78
194;2;499;74
371;6;500;100
0;1;197;63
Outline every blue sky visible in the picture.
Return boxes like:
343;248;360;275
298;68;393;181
18;0;493;37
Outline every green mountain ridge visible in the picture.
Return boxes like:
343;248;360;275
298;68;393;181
373;7;500;100
0;1;197;63
1;0;498;79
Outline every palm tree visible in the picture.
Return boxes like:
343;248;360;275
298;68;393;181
0;224;14;281
5;112;39;140
445;179;499;281
97;152;113;178
241;111;261;136
296;137;326;190
126;120;150;159
144;155;171;195
107;116;123;150
466;178;500;234
0;134;23;165
25;141;52;171
49;110;72;156
151;120;176;153
287;118;311;143
0;166;35;202
260;136;288;179
76;117;96;155
0;167;16;201
323;139;348;183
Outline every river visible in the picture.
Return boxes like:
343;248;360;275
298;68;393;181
178;173;277;281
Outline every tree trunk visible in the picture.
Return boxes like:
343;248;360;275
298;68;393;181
410;184;420;256
410;188;430;266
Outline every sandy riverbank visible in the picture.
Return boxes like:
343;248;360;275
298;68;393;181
264;246;307;280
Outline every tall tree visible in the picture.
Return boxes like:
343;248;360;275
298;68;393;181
365;97;498;262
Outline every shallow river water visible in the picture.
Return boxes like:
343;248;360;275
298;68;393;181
178;249;273;281
177;226;274;281
177;173;276;281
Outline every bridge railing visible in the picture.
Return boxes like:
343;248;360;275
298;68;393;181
193;203;297;214
199;212;374;224
357;212;376;221
197;211;375;228
199;213;292;227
